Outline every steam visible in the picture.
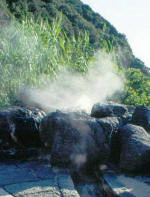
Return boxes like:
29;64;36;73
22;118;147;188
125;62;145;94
19;52;124;113
0;2;124;112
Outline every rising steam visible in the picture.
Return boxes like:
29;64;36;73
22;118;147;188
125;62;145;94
19;52;124;113
0;2;124;112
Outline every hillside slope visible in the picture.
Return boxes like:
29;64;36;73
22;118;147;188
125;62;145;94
5;0;149;74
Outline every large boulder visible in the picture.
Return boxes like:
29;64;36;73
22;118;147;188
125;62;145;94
96;117;122;163
0;106;46;150
96;117;121;141
118;124;150;172
91;102;128;118
40;110;110;170
132;106;150;133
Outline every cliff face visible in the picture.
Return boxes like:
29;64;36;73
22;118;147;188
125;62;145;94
5;0;149;74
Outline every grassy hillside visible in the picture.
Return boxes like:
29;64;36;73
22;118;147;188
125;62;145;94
0;14;95;107
0;0;150;108
5;0;149;74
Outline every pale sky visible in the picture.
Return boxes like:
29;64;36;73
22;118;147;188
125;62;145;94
82;0;150;68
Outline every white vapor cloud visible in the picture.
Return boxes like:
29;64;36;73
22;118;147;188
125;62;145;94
19;51;124;113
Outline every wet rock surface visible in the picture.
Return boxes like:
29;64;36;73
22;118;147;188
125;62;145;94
96;117;122;164
91;103;128;118
0;160;80;197
104;166;150;197
72;170;117;197
40;111;110;170
118;124;150;172
96;117;121;143
1;158;150;197
132;106;150;133
0;160;117;197
1;103;150;196
0;106;46;151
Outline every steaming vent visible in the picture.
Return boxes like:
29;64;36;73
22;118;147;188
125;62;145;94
18;52;123;113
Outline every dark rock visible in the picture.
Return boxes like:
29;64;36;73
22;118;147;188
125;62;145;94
121;105;135;125
91;102;128;118
132;106;150;133
96;117;121;142
119;124;150;172
0;106;46;150
122;113;132;125
40;110;110;170
72;170;117;197
126;105;135;114
96;117;122;164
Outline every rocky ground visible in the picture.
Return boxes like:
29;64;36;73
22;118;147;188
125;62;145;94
1;103;150;196
1;159;150;197
0;158;116;197
0;160;80;197
104;166;150;197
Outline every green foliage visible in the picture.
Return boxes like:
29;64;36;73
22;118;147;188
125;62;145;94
0;0;150;108
121;68;150;106
5;0;149;73
0;16;94;107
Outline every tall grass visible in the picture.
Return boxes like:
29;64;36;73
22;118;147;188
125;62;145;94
0;16;94;107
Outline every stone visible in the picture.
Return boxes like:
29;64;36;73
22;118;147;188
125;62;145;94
132;106;150;133
0;188;13;197
104;170;150;197
53;168;80;197
40;111;110;170
118;124;150;172
0;163;38;186
96;117;122;163
96;117;121;142
0;160;113;197
72;170;117;197
0;106;46;150
91;102;128;118
17;161;54;179
5;179;60;197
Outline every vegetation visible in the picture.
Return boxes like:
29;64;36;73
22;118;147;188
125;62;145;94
0;0;150;107
0;16;94;107
5;0;149;74
121;68;150;106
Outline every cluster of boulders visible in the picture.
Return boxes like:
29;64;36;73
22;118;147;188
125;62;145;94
0;106;46;159
1;103;150;174
90;103;150;173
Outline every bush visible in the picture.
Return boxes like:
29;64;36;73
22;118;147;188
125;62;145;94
0;15;94;107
